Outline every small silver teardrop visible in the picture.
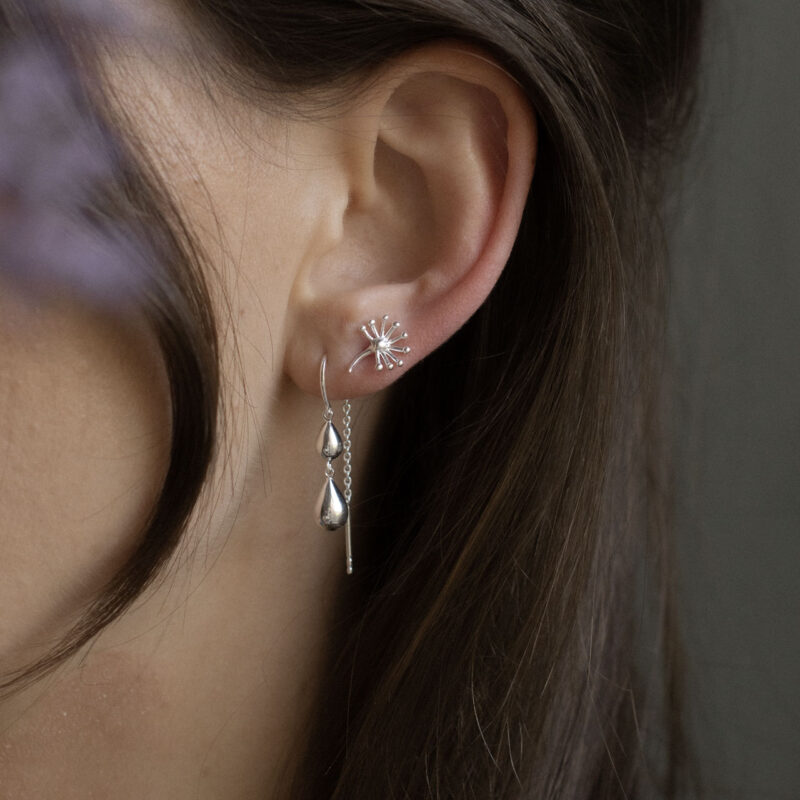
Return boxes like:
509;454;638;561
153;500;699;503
317;420;343;459
316;477;348;530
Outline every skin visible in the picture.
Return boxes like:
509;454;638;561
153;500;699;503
0;2;537;797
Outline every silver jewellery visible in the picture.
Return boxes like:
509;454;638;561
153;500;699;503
317;315;410;575
348;314;411;373
316;355;353;574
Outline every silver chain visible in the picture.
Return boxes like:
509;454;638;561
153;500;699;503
342;399;352;504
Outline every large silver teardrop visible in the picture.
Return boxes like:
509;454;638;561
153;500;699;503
316;477;348;530
317;420;343;459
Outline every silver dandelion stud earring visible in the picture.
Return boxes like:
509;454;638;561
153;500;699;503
348;314;410;373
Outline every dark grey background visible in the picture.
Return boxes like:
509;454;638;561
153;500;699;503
669;1;800;797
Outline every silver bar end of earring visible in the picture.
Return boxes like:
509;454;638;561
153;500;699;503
346;515;353;575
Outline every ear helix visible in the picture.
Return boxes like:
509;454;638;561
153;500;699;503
316;314;411;575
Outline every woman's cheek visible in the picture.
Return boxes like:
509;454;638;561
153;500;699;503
0;287;171;667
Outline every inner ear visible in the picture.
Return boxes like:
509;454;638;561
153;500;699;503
373;136;435;284
384;72;510;182
312;71;510;306
374;72;510;301
330;135;436;292
305;68;514;312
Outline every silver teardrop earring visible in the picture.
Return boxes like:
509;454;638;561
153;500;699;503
317;315;409;575
316;355;353;574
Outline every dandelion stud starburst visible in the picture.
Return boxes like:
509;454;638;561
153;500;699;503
347;314;411;373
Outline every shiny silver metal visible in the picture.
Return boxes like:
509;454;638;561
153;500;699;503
316;476;348;530
342;399;353;574
317;419;343;460
319;352;333;411
316;355;348;532
316;355;354;573
348;314;411;372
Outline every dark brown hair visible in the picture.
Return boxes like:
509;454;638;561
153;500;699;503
0;1;703;797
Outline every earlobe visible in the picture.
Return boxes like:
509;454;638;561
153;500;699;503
284;42;537;400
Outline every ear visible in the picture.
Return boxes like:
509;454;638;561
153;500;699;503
283;42;537;398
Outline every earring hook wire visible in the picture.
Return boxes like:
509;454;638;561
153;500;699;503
320;354;333;418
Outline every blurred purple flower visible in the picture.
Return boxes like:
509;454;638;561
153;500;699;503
0;12;152;308
0;45;112;201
